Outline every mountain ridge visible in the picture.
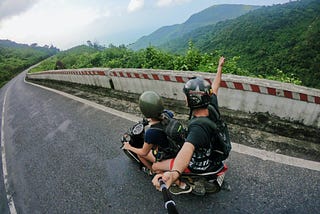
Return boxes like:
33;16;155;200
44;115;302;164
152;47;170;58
156;0;320;89
129;4;260;50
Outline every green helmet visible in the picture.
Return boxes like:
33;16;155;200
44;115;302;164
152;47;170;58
139;91;164;118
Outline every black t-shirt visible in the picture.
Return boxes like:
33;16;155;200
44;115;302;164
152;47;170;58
186;94;219;172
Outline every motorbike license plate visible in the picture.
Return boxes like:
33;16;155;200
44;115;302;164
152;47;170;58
216;173;225;187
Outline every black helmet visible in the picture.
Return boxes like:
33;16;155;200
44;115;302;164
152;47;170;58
139;91;164;118
183;77;212;109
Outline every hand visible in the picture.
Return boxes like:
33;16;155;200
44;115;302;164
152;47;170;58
152;171;176;191
121;142;131;150
218;56;225;67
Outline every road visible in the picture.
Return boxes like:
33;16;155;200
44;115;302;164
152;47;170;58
0;70;319;214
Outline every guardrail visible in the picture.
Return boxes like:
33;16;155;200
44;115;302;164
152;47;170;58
27;68;320;128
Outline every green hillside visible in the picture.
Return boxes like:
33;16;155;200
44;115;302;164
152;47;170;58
0;39;59;87
160;0;320;89
129;4;260;50
29;44;100;72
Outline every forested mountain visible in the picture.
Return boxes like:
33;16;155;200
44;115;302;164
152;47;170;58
158;0;320;89
0;39;59;87
129;4;260;50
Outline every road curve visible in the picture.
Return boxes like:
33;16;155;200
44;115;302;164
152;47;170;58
0;70;319;214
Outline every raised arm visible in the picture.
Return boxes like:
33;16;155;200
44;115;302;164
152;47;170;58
211;56;225;95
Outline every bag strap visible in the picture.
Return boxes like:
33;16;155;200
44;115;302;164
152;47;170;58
207;104;220;122
148;122;165;132
189;116;217;132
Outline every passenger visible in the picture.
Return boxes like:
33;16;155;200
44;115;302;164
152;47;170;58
152;56;226;195
122;90;192;194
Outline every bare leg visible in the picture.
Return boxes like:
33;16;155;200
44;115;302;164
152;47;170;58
138;151;156;171
152;159;171;173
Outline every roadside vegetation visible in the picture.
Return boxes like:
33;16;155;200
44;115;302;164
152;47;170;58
29;42;303;87
0;39;59;88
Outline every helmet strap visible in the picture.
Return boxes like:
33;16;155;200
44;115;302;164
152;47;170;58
188;109;193;120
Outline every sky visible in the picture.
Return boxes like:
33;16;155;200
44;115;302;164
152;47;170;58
0;0;292;50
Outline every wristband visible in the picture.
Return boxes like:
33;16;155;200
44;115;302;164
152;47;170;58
169;169;181;177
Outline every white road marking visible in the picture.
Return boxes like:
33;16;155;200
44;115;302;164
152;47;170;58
232;143;320;171
25;79;320;172
1;86;18;214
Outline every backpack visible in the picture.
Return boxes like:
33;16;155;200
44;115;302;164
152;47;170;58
189;104;231;162
149;111;186;160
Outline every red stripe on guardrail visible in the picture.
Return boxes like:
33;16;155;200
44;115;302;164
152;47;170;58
267;87;277;96
134;73;140;78
220;80;227;88
142;74;149;79
299;93;308;102
250;84;261;93
234;82;244;90
31;69;320;105
175;76;184;83
204;78;212;85
284;90;293;99
152;74;160;80
163;75;171;81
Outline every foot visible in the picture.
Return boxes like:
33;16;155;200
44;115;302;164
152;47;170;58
191;180;206;196
141;167;153;176
169;183;192;195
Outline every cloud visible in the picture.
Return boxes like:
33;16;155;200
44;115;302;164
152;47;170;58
0;0;104;49
0;0;40;21
156;0;191;7
127;0;144;13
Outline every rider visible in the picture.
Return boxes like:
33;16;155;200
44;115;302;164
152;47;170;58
152;56;226;195
122;90;192;194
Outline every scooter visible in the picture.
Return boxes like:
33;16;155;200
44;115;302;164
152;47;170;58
120;118;229;196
